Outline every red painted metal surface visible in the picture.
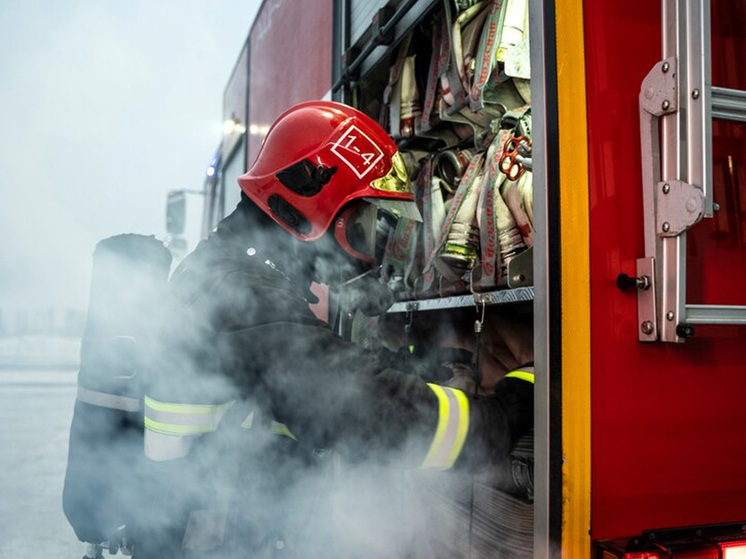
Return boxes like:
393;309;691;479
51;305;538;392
689;119;746;304
711;2;746;91
584;0;746;540
246;0;333;169
690;3;746;304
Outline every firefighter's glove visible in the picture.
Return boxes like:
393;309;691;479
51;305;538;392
459;373;534;471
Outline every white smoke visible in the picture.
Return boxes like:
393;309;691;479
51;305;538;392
57;214;535;558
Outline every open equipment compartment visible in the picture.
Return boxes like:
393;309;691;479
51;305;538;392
332;2;539;557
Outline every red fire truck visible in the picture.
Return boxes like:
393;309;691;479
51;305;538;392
165;0;746;556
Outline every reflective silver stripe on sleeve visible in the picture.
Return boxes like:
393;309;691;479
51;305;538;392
421;384;470;470
77;386;141;412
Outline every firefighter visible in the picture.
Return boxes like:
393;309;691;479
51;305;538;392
140;100;534;558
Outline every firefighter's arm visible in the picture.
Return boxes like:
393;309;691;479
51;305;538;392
230;321;534;472
372;367;534;472
378;310;534;394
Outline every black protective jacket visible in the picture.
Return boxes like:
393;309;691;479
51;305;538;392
142;199;534;557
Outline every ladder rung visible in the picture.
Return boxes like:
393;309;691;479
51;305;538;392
686;304;746;325
712;87;746;123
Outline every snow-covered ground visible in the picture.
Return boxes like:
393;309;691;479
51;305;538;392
0;368;84;558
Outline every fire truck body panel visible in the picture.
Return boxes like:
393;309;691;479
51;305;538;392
246;0;333;168
584;0;746;541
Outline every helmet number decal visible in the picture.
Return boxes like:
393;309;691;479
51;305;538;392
330;126;384;179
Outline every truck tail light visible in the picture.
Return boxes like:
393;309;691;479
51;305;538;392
603;547;742;558
595;524;746;559
720;541;746;558
618;551;717;558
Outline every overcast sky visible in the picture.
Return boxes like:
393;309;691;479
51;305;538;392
0;1;262;315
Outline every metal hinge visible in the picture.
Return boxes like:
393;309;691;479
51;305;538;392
655;180;704;237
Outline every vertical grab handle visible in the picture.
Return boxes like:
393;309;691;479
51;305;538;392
637;57;678;342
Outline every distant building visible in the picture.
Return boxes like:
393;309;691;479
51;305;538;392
0;307;85;337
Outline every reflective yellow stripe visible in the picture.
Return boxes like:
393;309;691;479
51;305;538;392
240;412;255;429
504;370;535;384
144;417;217;436
143;396;234;437
239;413;297;441
421;384;469;470
270;421;298;441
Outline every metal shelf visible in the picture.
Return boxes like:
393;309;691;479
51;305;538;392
387;287;535;314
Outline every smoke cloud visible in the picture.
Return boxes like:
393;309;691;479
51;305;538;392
0;0;261;315
62;212;535;558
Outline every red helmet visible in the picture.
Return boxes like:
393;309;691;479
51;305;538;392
238;101;420;261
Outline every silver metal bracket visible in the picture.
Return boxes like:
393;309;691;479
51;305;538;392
636;257;658;342
506;246;534;288
638;58;679;343
640;57;678;117
639;57;679;259
655;180;704;237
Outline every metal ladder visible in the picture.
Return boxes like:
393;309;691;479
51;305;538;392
635;0;746;342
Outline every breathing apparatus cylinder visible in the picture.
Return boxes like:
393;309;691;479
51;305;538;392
63;234;172;545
